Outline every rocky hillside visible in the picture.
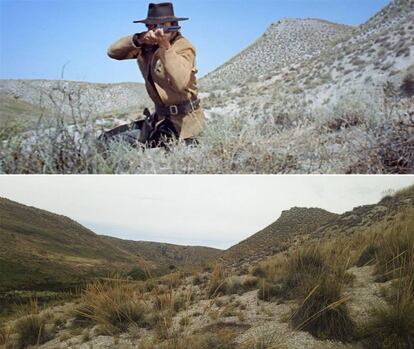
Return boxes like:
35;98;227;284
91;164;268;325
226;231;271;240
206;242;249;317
205;0;414;115
221;184;414;268
2;186;413;349
220;207;338;265
0;197;221;291
312;183;414;238
0;80;150;131
200;18;353;90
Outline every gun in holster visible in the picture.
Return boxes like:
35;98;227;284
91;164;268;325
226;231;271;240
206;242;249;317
139;107;158;143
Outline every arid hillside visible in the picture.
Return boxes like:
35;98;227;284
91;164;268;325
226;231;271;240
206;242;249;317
0;197;221;292
1;0;413;174
219;207;338;266
200;18;353;90
1;186;413;349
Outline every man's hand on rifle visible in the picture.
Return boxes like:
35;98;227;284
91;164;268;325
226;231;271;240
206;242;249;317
137;23;172;49
138;31;158;46
154;28;171;50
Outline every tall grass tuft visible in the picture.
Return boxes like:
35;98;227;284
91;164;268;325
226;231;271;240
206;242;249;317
360;209;414;348
9;299;55;349
374;209;414;282
207;264;227;298
258;242;355;341
77;277;150;334
290;276;354;341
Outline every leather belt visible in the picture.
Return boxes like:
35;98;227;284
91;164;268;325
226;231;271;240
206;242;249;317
155;98;200;117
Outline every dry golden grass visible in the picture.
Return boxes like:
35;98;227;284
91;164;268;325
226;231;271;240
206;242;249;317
207;264;227;298
5;299;55;349
257;240;355;341
76;277;150;334
357;208;414;348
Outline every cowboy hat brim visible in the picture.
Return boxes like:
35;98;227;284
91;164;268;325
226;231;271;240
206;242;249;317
133;16;189;24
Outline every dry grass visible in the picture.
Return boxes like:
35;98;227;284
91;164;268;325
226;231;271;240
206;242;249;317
374;209;414;282
207;264;227;298
348;206;414;347
1;77;413;174
257;241;355;341
76;277;151;334
361;275;414;349
5;299;55;349
156;329;237;349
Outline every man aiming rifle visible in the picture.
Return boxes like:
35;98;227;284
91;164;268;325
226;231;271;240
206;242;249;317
104;2;206;147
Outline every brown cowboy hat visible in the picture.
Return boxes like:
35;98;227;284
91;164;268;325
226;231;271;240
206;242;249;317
133;2;189;24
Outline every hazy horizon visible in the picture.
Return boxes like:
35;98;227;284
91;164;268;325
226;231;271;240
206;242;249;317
0;175;412;249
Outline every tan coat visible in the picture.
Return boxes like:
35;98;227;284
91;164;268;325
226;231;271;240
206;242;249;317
107;33;206;139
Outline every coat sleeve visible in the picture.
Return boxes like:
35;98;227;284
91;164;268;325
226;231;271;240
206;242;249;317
107;35;141;60
158;43;195;92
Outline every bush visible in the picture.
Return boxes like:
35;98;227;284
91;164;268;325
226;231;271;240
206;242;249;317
128;267;148;281
290;275;355;341
257;281;283;302
207;265;227;298
400;73;414;97
78;278;150;334
242;276;259;289
356;244;378;267
251;265;266;278
12;313;54;348
277;245;327;300
361;260;414;349
373;209;414;282
361;300;414;349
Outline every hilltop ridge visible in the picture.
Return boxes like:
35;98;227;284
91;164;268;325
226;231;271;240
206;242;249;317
200;18;354;90
220;207;338;265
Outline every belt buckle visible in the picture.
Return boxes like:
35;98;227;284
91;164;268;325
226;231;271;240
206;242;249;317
169;105;178;115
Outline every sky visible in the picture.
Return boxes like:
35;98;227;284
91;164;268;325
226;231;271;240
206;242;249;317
0;0;391;83
0;175;412;249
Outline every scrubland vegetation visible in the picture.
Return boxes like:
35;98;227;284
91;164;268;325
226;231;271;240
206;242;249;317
1;199;413;348
0;73;413;174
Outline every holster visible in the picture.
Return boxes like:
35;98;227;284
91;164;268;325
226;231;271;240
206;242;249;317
98;107;179;148
139;108;156;143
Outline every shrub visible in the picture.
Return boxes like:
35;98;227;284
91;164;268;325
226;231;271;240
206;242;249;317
224;277;244;295
257;281;282;302
251;265;266;278
207;265;227;298
127;267;148;281
400;73;414;97
290;275;355;341
356;244;378;267
361;299;414;349
361;259;414;349
277;245;326;300
242;276;259;289
12;313;54;348
373;209;414;282
77;278;150;334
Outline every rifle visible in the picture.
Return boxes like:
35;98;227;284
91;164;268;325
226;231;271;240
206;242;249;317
154;24;181;32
